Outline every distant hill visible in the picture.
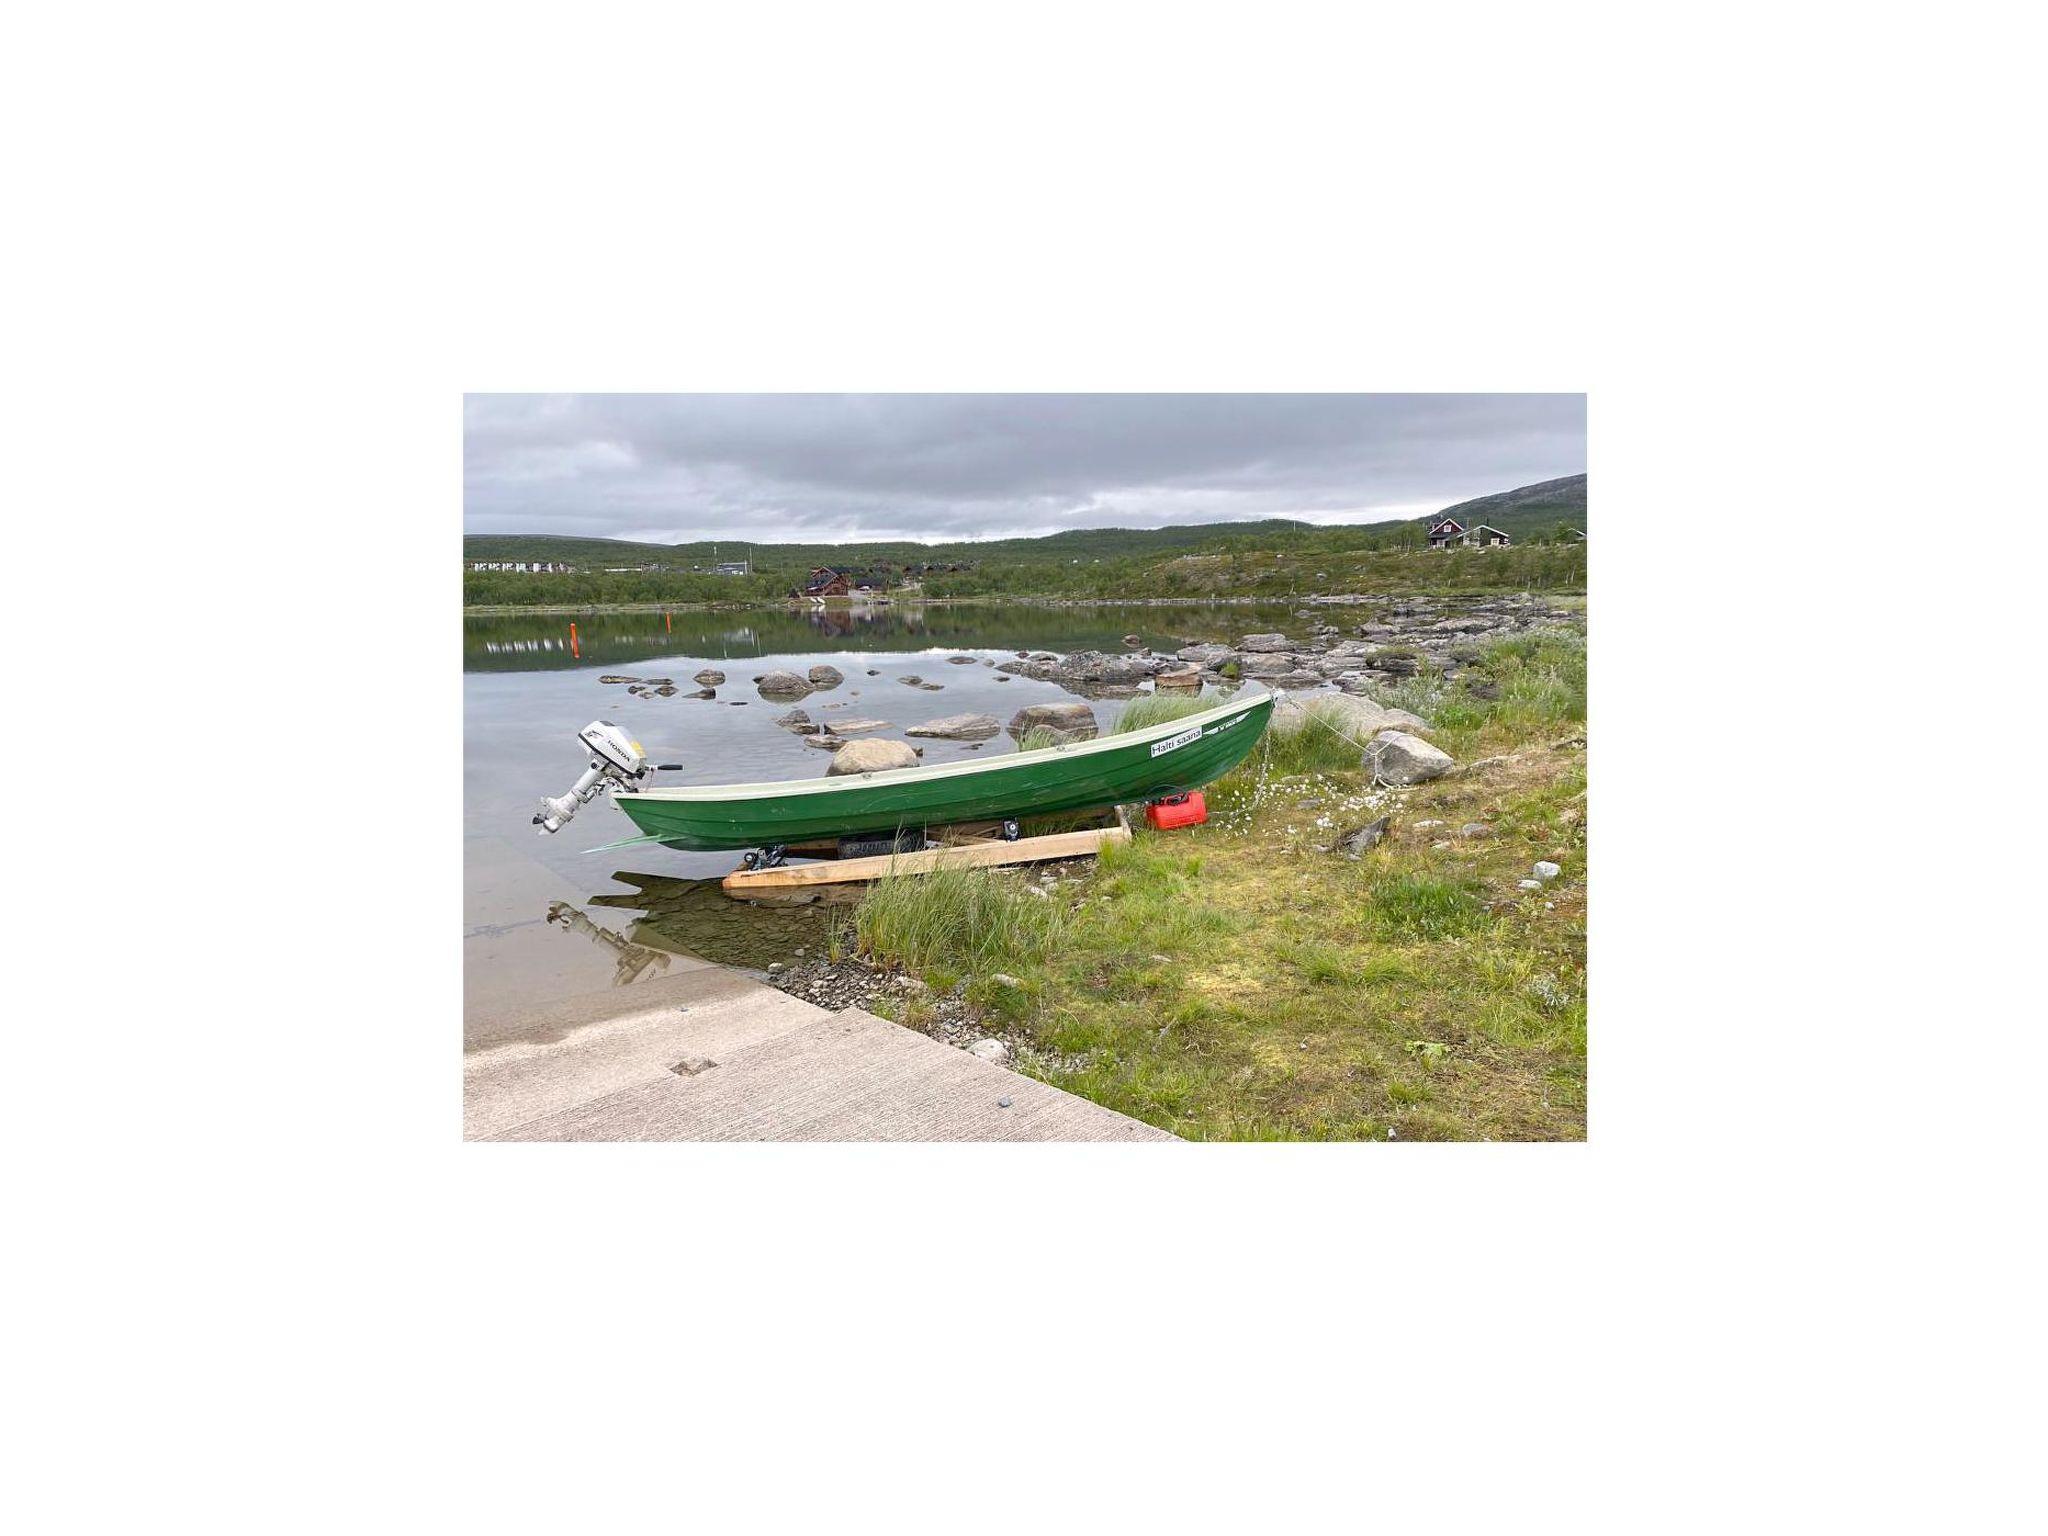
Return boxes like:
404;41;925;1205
461;475;1586;571
461;519;1328;573
1423;474;1586;540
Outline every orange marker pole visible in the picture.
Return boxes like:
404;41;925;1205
570;621;580;659
665;610;671;633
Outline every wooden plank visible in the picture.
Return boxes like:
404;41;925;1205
721;823;1131;892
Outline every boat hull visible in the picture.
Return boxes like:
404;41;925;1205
613;690;1274;851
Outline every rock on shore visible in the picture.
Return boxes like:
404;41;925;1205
827;738;921;775
905;713;1001;740
1271;695;1434;739
1365;730;1454;785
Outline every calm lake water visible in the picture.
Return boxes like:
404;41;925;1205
463;599;1303;1031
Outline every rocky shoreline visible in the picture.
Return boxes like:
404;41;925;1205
596;591;1581;776
995;591;1578;699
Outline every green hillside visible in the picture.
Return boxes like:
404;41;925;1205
461;518;1333;574
462;476;1587;606
1430;474;1585;540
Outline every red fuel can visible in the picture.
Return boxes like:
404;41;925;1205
1145;791;1207;830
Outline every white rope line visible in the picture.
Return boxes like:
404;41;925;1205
1270;685;1409;788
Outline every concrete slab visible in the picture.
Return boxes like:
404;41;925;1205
463;967;827;1138
467;979;1176;1143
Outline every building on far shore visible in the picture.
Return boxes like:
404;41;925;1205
1425;518;1512;549
470;560;574;572
792;567;851;599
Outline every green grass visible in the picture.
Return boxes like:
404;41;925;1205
853;863;1068;976
839;614;1588;1140
1361;872;1492;940
1265;697;1375;775
1340;628;1587;761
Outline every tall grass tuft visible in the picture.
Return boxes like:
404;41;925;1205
1478;628;1585;730
1113;692;1213;734
1264;697;1373;775
854;864;1069;975
1016;724;1063;751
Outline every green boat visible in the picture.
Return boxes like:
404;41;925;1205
611;687;1274;852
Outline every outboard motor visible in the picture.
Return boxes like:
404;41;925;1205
534;721;653;833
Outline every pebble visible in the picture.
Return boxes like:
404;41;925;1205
1517;879;1543;890
1460;823;1493;838
967;1039;1010;1065
991;973;1023;990
1534;861;1562;880
997;1096;1013;1109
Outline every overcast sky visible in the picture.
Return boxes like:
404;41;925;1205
464;394;1585;545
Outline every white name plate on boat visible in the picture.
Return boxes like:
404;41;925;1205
1150;726;1201;757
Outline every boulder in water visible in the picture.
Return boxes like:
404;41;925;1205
827;738;922;775
1006;701;1098;741
905;713;1001;740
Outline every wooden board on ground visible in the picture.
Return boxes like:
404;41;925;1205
722;819;1131;892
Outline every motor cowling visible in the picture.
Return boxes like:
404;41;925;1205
534;721;651;833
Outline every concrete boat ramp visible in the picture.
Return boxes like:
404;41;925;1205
464;962;1175;1142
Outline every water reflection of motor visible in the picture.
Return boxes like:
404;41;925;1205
533;721;680;834
545;900;671;986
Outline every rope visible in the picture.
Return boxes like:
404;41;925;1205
1268;685;1407;788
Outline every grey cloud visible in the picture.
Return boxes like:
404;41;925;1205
464;394;1585;543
